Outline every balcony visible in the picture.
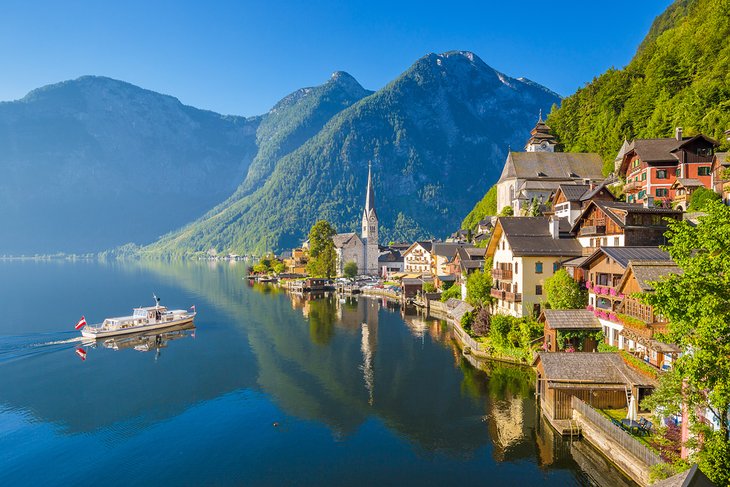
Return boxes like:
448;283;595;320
492;268;513;280
624;180;643;193
579;225;606;236
490;288;505;300
504;291;522;302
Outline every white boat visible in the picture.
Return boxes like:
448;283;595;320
80;297;196;339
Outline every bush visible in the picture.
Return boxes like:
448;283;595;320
343;261;358;278
440;284;461;302
460;310;474;330
687;186;721;211
422;282;436;293
490;315;515;347
472;307;491;336
544;269;587;309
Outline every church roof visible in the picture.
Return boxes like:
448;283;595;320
333;232;362;248
363;162;376;219
498;152;604;183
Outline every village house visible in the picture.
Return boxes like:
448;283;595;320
378;248;404;278
550;178;617;225
613;260;682;370
431;242;466;279
617;128;718;206
487;216;582;318
670;178;705;211
496;116;604;214
540;309;602;353
283;247;308;274
580;246;670;347
570;200;681;255
534;352;656;428
402;241;433;275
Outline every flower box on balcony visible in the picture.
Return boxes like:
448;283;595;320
609;288;617;296
586;305;594;311
609;313;618;322
586;282;593;289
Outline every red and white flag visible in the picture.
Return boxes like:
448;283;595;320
190;305;196;312
74;316;87;330
76;348;87;361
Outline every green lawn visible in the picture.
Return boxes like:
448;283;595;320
599;408;659;452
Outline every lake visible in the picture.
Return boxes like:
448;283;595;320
0;260;634;486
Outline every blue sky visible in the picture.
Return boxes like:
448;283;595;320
0;0;673;116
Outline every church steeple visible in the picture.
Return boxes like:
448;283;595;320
361;162;379;275
525;112;558;152
363;161;376;219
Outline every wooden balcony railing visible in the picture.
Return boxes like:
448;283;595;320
624;180;643;193
492;268;513;280
504;291;522;302
579;225;607;236
490;288;505;300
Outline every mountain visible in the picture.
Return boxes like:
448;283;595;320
0;76;260;254
546;0;730;174
146;51;560;257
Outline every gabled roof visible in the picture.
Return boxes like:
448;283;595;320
432;242;465;259
333;232;361;248
403;240;433;256
378;250;402;263
556;183;590;202
580;246;670;270
570;200;681;233
540;310;602;330
670;134;718;152
534;352;655;387
491;217;582;257
626;138;682;164
580;176;618;202
671;178;704;189
498;151;604;183
617;260;682;293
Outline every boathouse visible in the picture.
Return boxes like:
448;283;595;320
534;352;655;425
539;309;602;352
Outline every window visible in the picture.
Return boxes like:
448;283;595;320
697;148;712;157
514;262;518;274
641;172;647;181
698;166;711;176
553;262;559;272
656;169;668;179
535;262;543;274
536;285;543;295
613;237;620;246
656;188;668;197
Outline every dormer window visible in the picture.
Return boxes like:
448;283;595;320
537;171;547;177
697;148;713;157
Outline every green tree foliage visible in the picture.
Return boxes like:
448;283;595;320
498;206;514;217
343;261;358;278
466;269;493;306
440;284;462;302
543;269;588;309
422;282;436;293
687;186;721;211
461;185;498;231
547;0;730;175
642;201;730;485
306;220;337;278
272;260;286;274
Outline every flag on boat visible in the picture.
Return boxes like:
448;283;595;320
190;305;196;312
75;316;87;330
76;348;87;361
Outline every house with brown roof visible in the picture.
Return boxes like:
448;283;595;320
612;260;682;370
550;178;618;224
571;200;681;254
496;118;604;214
487;216;582;318
670;178;705;211
580;246;671;348
534;352;656;426
617;128;718;205
539;309;602;353
711;151;730;204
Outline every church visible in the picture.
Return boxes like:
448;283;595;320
333;163;379;276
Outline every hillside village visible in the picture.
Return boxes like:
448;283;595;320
247;118;730;486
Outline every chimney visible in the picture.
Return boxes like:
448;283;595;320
644;196;655;208
549;216;560;239
675;127;683;141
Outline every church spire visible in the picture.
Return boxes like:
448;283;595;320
364;161;375;216
538;109;543;123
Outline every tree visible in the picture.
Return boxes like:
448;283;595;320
642;201;730;485
272;260;286;274
472;307;491;337
687;187;721;211
440;284;461;302
343;261;358;278
466;269;493;306
499;206;514;217
422;282;436;293
543;269;588;309
306;220;337;278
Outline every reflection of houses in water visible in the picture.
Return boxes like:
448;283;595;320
360;323;374;406
484;396;526;461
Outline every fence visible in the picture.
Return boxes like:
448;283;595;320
571;396;662;467
452;321;481;351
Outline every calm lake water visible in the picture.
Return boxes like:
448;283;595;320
0;260;634;486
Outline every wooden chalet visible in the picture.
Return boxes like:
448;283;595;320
613;260;682;370
571;200;681;255
551;178;617;225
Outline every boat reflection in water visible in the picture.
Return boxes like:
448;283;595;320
89;322;196;358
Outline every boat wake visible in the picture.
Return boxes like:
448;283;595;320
0;331;88;363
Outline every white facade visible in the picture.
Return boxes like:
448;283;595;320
403;243;432;275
